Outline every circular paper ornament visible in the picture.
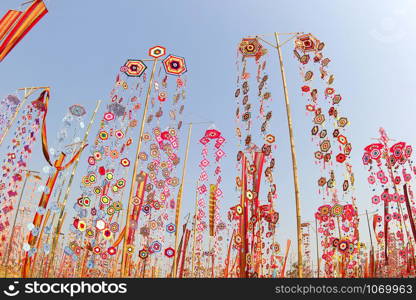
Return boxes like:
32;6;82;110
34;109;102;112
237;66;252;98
163;54;187;76
69;104;86;117
148;45;166;58
239;38;263;57
123;59;147;77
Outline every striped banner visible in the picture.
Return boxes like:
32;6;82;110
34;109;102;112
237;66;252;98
209;184;217;236
0;0;48;61
0;10;22;42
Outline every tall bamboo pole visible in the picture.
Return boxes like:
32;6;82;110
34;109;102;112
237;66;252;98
280;239;291;278
365;210;374;251
190;179;199;277
172;122;193;277
30;209;50;278
365;209;375;277
315;217;320;278
224;229;235;278
47;100;101;277
121;57;158;276
274;32;303;277
238;155;248;278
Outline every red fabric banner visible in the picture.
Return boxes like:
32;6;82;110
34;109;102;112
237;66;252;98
0;0;48;61
0;10;22;42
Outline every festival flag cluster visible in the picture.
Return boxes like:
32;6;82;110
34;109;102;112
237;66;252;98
363;128;416;277
0;23;415;279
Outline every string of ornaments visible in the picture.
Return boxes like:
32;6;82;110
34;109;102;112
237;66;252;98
135;49;187;270
194;127;226;275
0;91;44;244
67;62;146;276
293;33;359;277
231;37;279;277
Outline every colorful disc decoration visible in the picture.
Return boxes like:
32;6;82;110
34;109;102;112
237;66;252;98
69;104;86;117
149;45;166;58
122;59;147;77
239;38;263;58
162;54;187;76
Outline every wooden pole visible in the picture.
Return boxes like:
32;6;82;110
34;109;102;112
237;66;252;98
280;239;291;278
403;184;416;243
337;216;342;239
274;32;303;277
190;179;199;277
365;210;375;277
365;210;374;251
238;155;248;278
47;213;66;277
121;57;158;276
224;229;235;278
173;123;193;277
315;217;320;278
30;209;50;278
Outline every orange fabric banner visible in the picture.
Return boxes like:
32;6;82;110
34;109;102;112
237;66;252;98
34;88;53;166
0;0;48;61
0;10;22;42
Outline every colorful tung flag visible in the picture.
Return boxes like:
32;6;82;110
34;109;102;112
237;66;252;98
0;0;48;62
0;10;22;41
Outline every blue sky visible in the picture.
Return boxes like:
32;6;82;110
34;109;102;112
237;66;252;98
1;0;416;265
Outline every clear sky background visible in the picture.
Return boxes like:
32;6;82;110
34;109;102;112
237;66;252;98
1;0;416;266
